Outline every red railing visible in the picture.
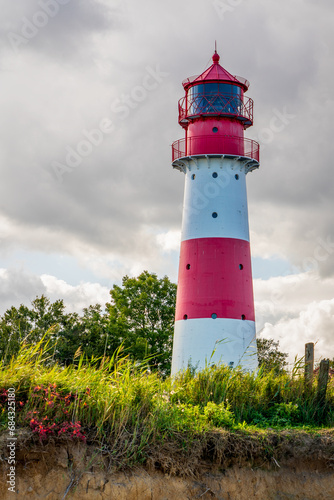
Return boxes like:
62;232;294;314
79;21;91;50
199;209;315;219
172;135;260;163
178;93;253;128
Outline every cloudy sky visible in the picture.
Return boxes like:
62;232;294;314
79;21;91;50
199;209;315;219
0;0;333;365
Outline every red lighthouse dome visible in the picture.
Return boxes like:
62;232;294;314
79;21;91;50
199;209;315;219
182;50;249;91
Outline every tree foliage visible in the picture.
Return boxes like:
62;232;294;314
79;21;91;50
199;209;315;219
0;272;176;374
106;271;177;374
257;338;288;374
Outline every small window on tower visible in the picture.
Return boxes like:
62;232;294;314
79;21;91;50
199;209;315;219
212;172;218;178
183;314;188;320
235;174;239;180
211;313;217;319
241;314;246;320
212;212;218;218
186;264;191;270
191;174;196;180
239;264;243;270
212;127;218;133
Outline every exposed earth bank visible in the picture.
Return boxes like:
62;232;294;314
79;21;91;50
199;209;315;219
2;463;334;500
1;432;334;499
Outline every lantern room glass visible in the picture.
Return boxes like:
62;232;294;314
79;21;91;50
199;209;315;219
188;83;242;115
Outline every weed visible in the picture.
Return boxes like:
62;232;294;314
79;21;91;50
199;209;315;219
1;338;333;469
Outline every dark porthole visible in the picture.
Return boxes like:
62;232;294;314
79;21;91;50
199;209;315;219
212;127;218;133
212;172;218;178
184;314;188;320
191;174;196;180
235;174;239;180
241;314;246;321
211;313;217;319
239;264;244;270
186;264;191;270
212;212;218;218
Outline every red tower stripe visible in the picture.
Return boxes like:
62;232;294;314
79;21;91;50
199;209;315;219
175;237;255;321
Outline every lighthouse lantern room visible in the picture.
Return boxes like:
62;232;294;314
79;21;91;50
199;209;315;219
171;50;260;375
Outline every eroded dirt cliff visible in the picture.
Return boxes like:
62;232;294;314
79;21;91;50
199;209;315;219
1;431;334;499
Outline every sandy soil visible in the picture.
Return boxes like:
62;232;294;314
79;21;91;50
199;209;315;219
1;435;334;499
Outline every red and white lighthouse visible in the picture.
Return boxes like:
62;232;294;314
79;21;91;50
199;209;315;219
171;50;260;374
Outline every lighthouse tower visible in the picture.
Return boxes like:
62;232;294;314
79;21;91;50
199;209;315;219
171;51;260;375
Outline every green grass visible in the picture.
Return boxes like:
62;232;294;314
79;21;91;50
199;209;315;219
1;339;334;470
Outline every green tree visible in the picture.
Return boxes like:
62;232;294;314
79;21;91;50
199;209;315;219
78;304;112;360
0;305;32;364
0;295;78;365
0;274;177;373
29;295;66;343
54;311;83;365
257;338;288;374
106;271;177;374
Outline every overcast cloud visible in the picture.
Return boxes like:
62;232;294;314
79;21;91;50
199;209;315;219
0;0;333;364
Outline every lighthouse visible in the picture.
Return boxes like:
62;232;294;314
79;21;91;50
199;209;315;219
171;50;260;375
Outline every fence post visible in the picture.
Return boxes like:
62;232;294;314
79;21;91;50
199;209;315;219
304;343;314;389
317;359;330;402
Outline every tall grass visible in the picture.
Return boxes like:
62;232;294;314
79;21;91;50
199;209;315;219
1;339;333;467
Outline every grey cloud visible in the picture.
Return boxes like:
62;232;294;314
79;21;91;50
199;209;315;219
0;0;334;278
254;273;334;363
1;0;125;62
0;267;46;313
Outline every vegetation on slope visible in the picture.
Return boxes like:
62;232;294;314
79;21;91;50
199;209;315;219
1;339;334;473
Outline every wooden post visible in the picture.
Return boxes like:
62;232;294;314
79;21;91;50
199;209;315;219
304;343;314;389
317;359;330;402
